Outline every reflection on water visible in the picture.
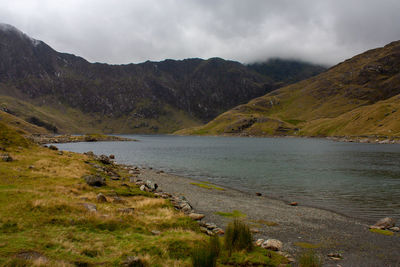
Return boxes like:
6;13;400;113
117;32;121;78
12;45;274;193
56;135;400;223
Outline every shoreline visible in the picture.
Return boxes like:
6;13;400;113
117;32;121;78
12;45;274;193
29;133;136;144
174;133;400;144
131;165;399;266
147;167;369;225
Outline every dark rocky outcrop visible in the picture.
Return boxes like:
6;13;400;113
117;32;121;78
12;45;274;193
83;175;106;187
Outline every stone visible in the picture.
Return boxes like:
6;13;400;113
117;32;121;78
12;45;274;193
151;230;161;235
16;250;48;262
188;213;205;220
58;151;63;155
122;256;145;267
97;193;107;203
1;153;13;162
113;196;125;203
83;175;106;187
213;228;225;235
98;154;111;164
256;192;262;196
121;183;130;188
289;202;298;206
84;151;95;157
255;239;265;247
28;165;35;169
328;252;342;260
389;226;400;232
110;176;120;180
371;217;396;229
129;177;136;183
109;154;115;159
262;239;283;251
82;203;97;212
180;203;192;213
205;223;217;230
48;145;58;150
140;185;146;191
145;180;158;191
250;228;260;233
200;226;208;233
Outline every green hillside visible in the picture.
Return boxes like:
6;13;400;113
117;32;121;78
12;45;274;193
177;41;400;139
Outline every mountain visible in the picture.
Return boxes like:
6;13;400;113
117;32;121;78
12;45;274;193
247;58;326;85
178;41;400;138
0;23;325;133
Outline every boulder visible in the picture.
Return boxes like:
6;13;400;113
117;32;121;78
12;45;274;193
140;185;146;191
180;203;192;213
16;251;48;262
84;151;95;157
389;226;399;232
109;154;115;159
262;239;283;251
83;175;106;187
98;155;112;164
371;217;396;229
112;196;125;203
122;256;145;267
205;223;217;230
96;193;107;203
213;228;225;235
188;213;205;220
48;145;58;150
255;239;264;247
145;180;158;191
256;192;262;196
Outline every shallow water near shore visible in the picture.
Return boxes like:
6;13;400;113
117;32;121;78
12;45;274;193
56;135;400;223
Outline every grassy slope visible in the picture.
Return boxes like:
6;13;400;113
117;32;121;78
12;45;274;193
0;110;48;135
0;95;200;134
0;122;286;266
177;41;400;138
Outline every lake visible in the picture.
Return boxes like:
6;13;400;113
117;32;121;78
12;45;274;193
55;135;400;223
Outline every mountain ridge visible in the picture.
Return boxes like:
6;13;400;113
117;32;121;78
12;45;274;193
0;24;325;133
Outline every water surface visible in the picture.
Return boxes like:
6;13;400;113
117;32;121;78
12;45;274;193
56;135;400;223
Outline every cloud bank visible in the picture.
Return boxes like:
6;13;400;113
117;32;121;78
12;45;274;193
0;0;399;65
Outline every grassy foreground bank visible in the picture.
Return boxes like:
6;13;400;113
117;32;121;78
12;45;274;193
0;122;287;266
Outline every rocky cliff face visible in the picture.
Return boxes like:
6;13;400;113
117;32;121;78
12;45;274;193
0;23;325;133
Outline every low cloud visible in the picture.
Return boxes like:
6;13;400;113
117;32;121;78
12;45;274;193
0;0;399;65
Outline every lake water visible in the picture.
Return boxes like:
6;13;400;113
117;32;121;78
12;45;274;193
55;135;400;223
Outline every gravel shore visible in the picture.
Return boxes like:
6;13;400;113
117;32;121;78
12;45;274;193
139;168;400;267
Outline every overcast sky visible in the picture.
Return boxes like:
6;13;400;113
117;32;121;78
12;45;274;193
1;0;399;65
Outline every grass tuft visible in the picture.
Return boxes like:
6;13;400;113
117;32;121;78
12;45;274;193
191;236;220;267
224;219;253;255
298;250;323;267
